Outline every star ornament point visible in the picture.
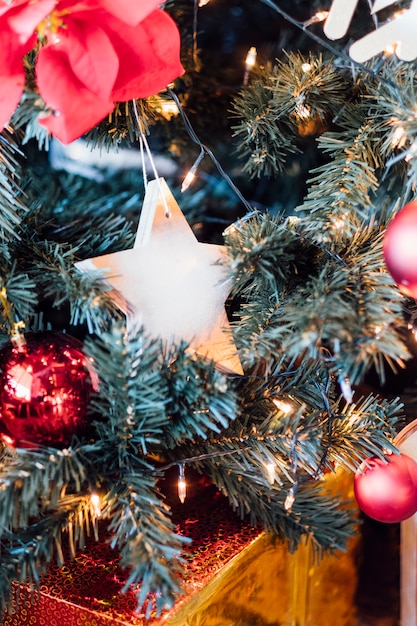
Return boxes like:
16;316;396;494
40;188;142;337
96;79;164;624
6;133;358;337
76;178;243;375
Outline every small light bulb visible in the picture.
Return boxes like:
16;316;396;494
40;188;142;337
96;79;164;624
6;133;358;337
245;47;257;69
265;462;276;485
332;217;345;230
158;100;179;118
181;151;205;192
392;125;406;147
243;47;257;85
198;0;210;5
339;376;353;404
384;43;397;56
181;170;196;192
301;62;312;72
284;489;296;512
272;399;292;414
91;493;101;517
178;465;187;503
303;10;329;27
296;104;311;120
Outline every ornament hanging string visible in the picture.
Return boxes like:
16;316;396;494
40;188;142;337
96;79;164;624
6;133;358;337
131;99;171;218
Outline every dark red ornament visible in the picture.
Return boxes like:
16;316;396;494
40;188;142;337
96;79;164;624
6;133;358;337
354;453;417;523
0;331;97;448
383;200;417;298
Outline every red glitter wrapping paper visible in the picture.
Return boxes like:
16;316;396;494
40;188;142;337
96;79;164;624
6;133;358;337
3;479;262;626
2;469;360;626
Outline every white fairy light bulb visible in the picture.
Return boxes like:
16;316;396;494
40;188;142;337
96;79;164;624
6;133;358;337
304;10;329;27
243;46;257;85
181;169;196;192
265;462;276;485
332;217;346;230
384;43;397;56
181;151;205;192
178;464;187;503
272;398;292;414
284;487;296;512
90;493;101;517
245;46;257;69
391;125;406;147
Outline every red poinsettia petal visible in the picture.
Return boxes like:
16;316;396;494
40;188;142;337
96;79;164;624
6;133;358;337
0;13;37;131
0;0;55;45
56;19;119;99
36;45;114;144
101;9;184;101
94;0;161;25
0;51;25;130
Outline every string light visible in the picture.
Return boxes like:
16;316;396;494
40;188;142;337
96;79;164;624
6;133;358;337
178;464;187;503
272;398;292;414
383;43;397;56
243;46;257;85
284;485;297;512
295;103;311;120
339;375;353;404
181;169;196;192
391;124;406;148
90;493;101;517
301;62;312;72
198;0;210;5
265;462;276;485
303;10;329;28
181;150;205;192
155;98;179;119
332;216;346;230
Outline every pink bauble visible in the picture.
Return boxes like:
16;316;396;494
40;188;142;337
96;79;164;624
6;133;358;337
383;200;417;298
0;331;97;448
354;453;417;523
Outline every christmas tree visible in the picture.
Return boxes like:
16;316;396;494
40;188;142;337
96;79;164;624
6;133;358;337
0;0;416;621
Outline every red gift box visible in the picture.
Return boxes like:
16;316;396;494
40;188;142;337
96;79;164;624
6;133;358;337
3;478;261;626
3;469;360;626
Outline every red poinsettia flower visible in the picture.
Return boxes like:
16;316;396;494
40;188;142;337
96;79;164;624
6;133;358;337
0;0;184;143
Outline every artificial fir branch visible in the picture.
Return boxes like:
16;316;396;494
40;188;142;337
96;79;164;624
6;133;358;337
225;205;409;386
1;2;417;616
231;63;300;178
0;128;27;240
160;344;238;447
104;473;188;617
231;52;351;179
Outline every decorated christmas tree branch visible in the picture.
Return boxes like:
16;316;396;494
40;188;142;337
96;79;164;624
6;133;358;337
0;494;101;615
326;394;402;471
226;208;409;386
0;128;27;239
103;473;188;617
231;52;351;179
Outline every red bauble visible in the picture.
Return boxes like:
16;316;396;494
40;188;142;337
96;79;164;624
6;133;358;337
383;200;417;298
0;331;96;448
354;453;417;523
